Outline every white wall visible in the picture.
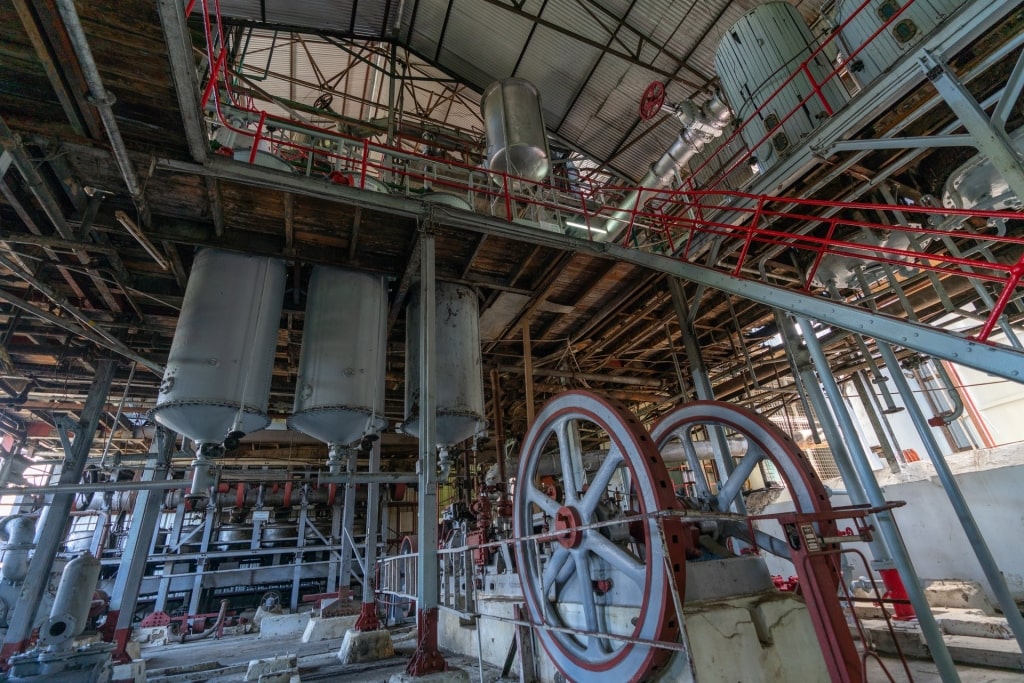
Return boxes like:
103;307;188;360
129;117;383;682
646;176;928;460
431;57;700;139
759;444;1024;606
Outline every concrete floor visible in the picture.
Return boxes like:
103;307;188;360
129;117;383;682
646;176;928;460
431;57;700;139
142;626;1024;683
869;658;1024;683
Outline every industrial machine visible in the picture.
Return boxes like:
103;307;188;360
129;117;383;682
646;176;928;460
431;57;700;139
402;390;907;683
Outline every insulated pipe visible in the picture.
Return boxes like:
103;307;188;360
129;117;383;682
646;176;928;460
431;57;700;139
0;515;35;583
600;93;732;240
54;0;152;226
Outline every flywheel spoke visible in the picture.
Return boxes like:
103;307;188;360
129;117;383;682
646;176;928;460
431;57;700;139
555;417;582;502
528;485;561;518
579;447;624;516
584;532;645;587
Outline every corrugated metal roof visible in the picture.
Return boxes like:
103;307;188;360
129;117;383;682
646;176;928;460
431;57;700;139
212;0;816;182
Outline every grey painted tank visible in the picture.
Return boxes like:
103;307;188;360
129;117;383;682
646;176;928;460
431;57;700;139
288;266;388;445
481;78;551;184
152;249;285;443
836;0;967;86
403;282;485;446
46;551;101;643
715;2;848;172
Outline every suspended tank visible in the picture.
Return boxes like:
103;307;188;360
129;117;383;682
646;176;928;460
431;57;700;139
152;249;286;444
714;2;848;172
288;266;388;445
835;0;968;86
403;283;486;446
481;78;552;184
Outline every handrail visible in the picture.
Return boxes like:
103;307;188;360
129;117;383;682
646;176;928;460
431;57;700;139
189;0;1024;343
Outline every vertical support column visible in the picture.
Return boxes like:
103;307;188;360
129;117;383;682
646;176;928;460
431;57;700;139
338;449;358;596
850;371;902;473
187;499;216;616
877;341;1024;652
155;497;187;612
104;426;175;661
796;317;960;683
667;278;741;506
328;501;342;593
406;232;447;676
354;440;382;630
0;359;116;663
522;321;535;429
290;488;309;612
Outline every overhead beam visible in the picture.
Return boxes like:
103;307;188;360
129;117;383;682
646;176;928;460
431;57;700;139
156;154;1024;382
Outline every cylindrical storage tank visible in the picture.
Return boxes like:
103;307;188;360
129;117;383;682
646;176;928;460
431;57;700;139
403;283;485;446
152;249;286;444
481;78;551;184
835;0;967;86
45;551;101;644
714;3;848;172
288;266;388;445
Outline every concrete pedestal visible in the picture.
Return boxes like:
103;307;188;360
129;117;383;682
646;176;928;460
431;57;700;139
245;654;298;682
301;615;358;643
111;659;146;683
388;669;471;683
337;629;395;663
258;613;311;639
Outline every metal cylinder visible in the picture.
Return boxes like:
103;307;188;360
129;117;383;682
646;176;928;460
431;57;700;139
481;78;551;184
714;2;848;171
835;0;967;87
289;266;388;445
403;283;486;446
46;551;101;643
0;516;35;583
152;249;285;444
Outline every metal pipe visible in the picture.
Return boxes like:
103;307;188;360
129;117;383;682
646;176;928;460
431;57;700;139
600;93;732;240
0;470;417;498
877;340;1024;653
796;317;960;683
179;599;229;643
99;361;136;470
496;364;663;388
54;0;152;226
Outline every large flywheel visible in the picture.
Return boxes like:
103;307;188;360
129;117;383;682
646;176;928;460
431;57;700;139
513;391;689;683
649;400;832;524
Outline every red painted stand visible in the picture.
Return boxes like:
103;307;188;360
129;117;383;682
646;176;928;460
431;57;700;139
405;608;447;676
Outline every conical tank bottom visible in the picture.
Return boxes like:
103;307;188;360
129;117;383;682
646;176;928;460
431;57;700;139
151;402;269;444
287;407;385;446
401;411;483;447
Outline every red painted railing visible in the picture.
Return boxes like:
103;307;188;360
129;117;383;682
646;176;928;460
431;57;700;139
190;0;1023;343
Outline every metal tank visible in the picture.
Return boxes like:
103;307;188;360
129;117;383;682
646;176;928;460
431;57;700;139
44;551;101;645
421;192;473;211
714;2;848;172
0;516;35;583
835;0;968;86
943;124;1024;212
289;266;388;446
402;283;486;446
152;249;286;445
481;78;551;184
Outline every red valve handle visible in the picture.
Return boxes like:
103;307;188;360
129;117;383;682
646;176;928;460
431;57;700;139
639;81;666;120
